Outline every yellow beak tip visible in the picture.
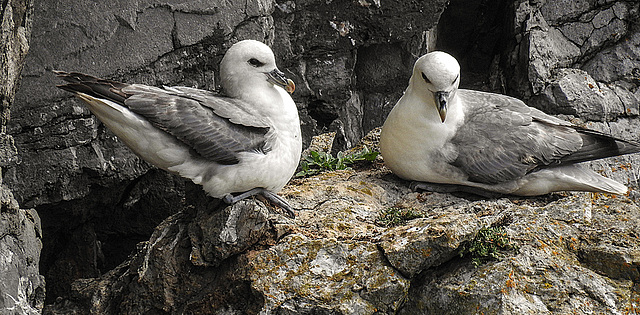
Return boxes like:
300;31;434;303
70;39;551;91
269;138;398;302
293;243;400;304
286;79;295;94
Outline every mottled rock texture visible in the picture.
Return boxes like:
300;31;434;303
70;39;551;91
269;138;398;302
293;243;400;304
3;0;640;313
0;0;45;313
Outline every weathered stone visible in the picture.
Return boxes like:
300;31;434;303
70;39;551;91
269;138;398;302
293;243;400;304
540;0;593;25
578;244;640;282
42;143;640;314
188;199;274;267
582;29;640;83
248;235;409;313
582;18;626;54
592;6;616;28
547;69;625;121
558;21;593;46
400;193;639;314
502;0;639;131
1;0;45;313
0;186;45;314
5;0;640;312
377;211;482;277
527;27;581;94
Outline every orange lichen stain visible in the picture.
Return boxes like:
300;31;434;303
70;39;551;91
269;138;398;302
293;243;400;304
537;239;549;249
567;237;578;251
622;294;640;314
501;269;517;294
418;247;432;257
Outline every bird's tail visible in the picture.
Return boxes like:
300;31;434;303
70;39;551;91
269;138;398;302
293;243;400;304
560;128;640;165
557;164;628;195
54;70;131;105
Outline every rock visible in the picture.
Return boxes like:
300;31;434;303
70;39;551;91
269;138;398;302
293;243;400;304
545;69;625;121
0;186;45;314
558;21;593;46
188;198;274;267
248;235;409;313
377;209;483;278
401;193;640;314
41;130;640;313
1;0;45;313
527;26;581;95
539;0;592;24
582;29;640;83
501;0;640;127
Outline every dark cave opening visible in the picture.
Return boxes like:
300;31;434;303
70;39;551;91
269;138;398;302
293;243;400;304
436;0;511;91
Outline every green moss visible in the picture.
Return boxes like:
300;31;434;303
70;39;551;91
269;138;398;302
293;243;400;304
376;207;423;227
459;226;519;267
295;146;379;177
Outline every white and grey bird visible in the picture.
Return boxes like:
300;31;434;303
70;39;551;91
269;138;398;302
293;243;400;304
380;51;640;197
56;40;302;216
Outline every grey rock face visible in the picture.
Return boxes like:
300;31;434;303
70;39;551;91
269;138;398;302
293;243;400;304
1;0;45;313
506;0;640;122
0;186;45;314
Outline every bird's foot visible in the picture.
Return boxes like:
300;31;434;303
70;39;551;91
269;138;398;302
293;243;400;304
409;181;504;199
223;188;295;218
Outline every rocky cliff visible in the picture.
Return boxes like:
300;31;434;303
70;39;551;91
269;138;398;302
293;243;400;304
2;0;640;313
0;0;45;313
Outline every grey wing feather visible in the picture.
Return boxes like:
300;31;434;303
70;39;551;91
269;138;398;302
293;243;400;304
161;86;271;129
451;90;583;184
123;84;273;165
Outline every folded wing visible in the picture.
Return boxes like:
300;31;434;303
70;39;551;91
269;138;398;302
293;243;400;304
56;71;273;165
451;90;640;184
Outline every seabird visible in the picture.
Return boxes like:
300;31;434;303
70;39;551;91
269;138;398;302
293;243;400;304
380;51;640;196
56;40;302;216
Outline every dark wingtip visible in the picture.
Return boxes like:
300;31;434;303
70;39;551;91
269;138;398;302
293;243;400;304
53;71;130;104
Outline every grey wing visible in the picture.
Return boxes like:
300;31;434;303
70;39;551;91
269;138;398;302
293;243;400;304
161;86;271;129
123;84;273;165
450;90;583;184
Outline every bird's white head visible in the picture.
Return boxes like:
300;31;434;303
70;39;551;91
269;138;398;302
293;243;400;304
220;40;295;99
411;51;460;123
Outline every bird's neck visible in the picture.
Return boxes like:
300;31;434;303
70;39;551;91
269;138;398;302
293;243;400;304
227;81;298;125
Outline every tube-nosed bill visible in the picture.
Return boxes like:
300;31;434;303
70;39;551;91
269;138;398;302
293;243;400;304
266;69;295;94
434;91;448;123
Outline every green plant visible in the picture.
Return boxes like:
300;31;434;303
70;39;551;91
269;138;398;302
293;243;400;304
295;146;379;177
460;226;518;267
376;207;423;227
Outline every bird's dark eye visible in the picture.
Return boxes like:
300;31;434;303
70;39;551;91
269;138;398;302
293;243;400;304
248;58;264;67
421;72;431;84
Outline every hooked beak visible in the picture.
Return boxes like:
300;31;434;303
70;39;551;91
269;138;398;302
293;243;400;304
266;69;296;94
434;91;448;123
